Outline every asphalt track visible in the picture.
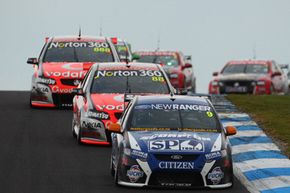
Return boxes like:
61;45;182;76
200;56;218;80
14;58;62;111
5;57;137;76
0;91;250;193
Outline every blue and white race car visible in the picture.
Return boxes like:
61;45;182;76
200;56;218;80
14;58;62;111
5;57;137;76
108;95;237;189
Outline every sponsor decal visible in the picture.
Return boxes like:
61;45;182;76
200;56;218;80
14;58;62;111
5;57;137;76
205;151;222;160
48;42;109;49
148;139;204;152
87;111;109;120
159;161;194;169
150;104;211;111
208;167;224;185
95;104;124;111
131;128;218;132
140;133;211;141
130;149;148;159
126;165;144;183
37;77;56;85
170;155;183;160
37;87;49;93
45;71;86;78
161;183;191;187
94;70;162;78
51;86;73;93
82;119;104;130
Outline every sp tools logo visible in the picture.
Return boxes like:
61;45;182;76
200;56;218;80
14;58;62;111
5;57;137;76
148;139;204;152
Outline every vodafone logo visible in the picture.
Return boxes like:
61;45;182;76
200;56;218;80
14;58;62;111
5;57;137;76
45;71;86;78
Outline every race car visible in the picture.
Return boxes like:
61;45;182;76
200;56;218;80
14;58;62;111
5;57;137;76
209;60;289;94
135;51;196;93
26;35;120;108
72;62;174;145
108;95;237;188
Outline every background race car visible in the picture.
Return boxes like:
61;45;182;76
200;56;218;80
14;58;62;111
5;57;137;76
135;51;196;93
72;62;174;145
27;35;120;108
109;95;236;188
209;60;289;95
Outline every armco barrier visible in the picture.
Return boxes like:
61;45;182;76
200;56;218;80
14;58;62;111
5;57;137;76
211;95;290;193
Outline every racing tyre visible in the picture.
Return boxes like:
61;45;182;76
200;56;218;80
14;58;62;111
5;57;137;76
72;120;77;138
114;163;120;186
110;156;115;176
77;128;83;145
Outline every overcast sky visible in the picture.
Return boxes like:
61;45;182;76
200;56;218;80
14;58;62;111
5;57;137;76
1;0;290;92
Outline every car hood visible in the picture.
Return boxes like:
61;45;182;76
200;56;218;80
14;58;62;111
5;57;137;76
42;62;95;79
90;93;125;112
127;131;222;155
218;73;267;81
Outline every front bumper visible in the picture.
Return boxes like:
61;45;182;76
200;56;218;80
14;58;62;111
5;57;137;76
30;83;75;108
116;157;233;189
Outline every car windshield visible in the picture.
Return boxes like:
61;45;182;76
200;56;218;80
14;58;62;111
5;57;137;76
43;41;114;62
129;103;219;132
115;43;129;58
222;64;268;74
91;70;169;94
138;55;178;67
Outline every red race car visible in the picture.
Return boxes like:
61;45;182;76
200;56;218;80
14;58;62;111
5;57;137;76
72;62;174;145
135;51;196;93
27;35;120;108
209;60;289;95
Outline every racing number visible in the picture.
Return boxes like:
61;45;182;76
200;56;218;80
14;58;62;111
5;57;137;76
152;76;165;82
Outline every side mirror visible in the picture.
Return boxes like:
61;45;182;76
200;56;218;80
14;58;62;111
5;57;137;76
72;88;84;96
213;72;218;76
178;88;188;95
272;71;282;77
108;123;121;133
27;58;38;65
225;126;237;136
182;63;192;69
132;53;140;61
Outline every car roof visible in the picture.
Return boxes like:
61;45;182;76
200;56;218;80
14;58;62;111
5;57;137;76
227;60;273;65
95;62;161;70
135;51;179;55
135;95;210;106
50;35;108;42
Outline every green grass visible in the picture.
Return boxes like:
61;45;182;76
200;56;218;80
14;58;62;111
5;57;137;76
226;95;290;157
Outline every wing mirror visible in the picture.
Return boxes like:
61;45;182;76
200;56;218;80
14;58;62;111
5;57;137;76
108;123;121;133
27;58;38;65
212;72;219;76
132;53;140;61
225;126;237;136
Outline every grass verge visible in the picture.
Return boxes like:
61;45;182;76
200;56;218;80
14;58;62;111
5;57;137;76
226;95;290;157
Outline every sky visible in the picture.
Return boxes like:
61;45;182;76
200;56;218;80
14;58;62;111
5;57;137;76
1;0;290;92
